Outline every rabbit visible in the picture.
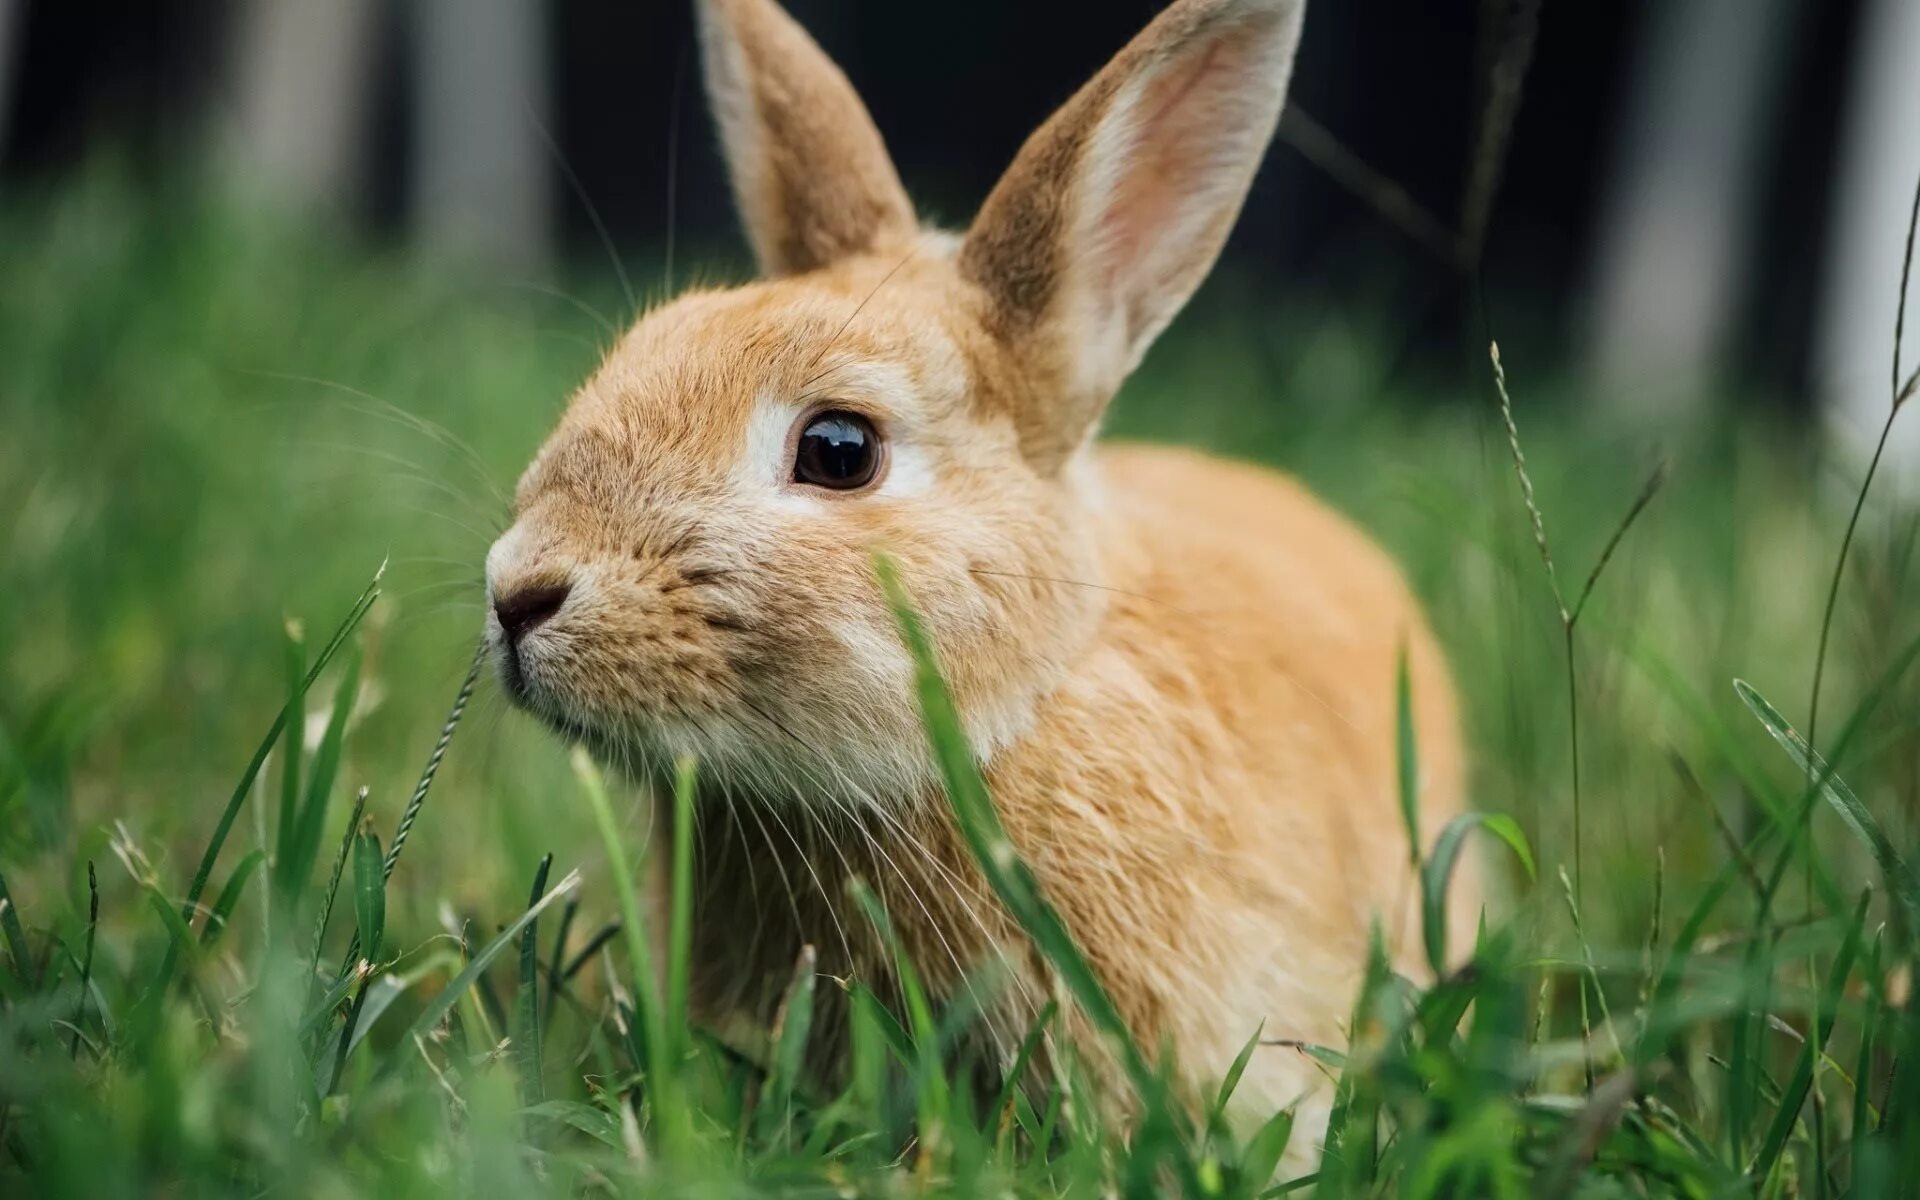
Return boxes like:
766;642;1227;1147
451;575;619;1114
483;0;1469;1166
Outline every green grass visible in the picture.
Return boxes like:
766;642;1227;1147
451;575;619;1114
4;168;1920;1195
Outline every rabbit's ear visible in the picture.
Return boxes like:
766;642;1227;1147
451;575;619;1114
960;0;1305;465
697;0;916;277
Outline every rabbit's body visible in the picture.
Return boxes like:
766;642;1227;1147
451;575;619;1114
685;437;1462;1142
486;0;1470;1164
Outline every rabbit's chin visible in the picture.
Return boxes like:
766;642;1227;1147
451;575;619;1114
499;648;941;815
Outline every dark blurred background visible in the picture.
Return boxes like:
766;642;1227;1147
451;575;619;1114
2;0;1916;457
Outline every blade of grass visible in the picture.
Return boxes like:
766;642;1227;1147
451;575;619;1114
844;976;916;1067
516;852;553;1105
327;820;389;1093
1321;924;1393;1192
284;648;361;902
755;943;818;1147
1852;932;1885;1149
572;748;684;1150
1749;891;1869;1183
1423;811;1535;974
307;787;368;987
1734;680;1920;932
375;869;581;1081
1396;643;1421;868
199;849;266;949
1211;1020;1268;1133
332;642;484;985
1242;1107;1298;1191
0;867;32;988
544;894;579;1036
876;558;1178;1114
274;623;307;900
990;999;1058;1152
159;565;382;996
850;878;950;1160
352;821;386;966
67;862;97;1059
667;757;695;1075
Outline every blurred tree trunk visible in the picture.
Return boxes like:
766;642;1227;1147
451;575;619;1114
0;0;22;155
1816;0;1920;473
227;0;384;212
1584;0;1798;419
411;0;552;272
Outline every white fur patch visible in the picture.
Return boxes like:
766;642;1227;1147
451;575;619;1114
733;360;938;506
734;395;810;493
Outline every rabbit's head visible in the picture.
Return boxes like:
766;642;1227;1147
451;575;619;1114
486;0;1306;806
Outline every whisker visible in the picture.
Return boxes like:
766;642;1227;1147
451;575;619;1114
799;238;926;381
663;43;691;295
524;97;635;317
968;567;1201;618
241;371;509;510
507;280;619;341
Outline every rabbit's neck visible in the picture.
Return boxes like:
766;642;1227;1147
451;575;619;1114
685;792;1032;1044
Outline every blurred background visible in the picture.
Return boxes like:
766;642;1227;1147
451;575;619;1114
2;0;1918;947
5;0;1920;452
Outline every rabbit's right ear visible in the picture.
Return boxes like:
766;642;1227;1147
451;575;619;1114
696;0;917;277
960;0;1306;469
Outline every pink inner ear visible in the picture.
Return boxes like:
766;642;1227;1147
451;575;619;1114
1096;24;1272;342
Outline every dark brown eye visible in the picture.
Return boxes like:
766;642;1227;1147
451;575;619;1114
793;411;881;490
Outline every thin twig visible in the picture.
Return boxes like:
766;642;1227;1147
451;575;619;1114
1460;0;1544;264
1570;460;1670;627
1278;107;1469;271
334;644;486;984
1808;166;1920;760
309;787;369;993
385;643;487;882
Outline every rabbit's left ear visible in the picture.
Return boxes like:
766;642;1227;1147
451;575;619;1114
961;0;1306;467
697;0;917;277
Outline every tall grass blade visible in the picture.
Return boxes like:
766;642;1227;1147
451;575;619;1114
326;820;389;1093
0;867;32;987
1423;811;1534;974
1852;932;1885;1150
850;879;949;1155
308;788;367;985
990;999;1057;1147
274;624;307;899
1396;643;1420;867
667;757;695;1074
1749;891;1869;1183
284;648;361;902
332;642;483;982
876;560;1165;1097
375;869;580;1081
879;554;1201;1187
543;893;579;1036
1241;1107;1297;1191
516;852;553;1104
68;861;98;1058
1211;1021;1267;1132
1733;680;1920;931
161;565;381;994
199;849;266;949
571;748;683;1149
756;943;818;1147
352;821;386;966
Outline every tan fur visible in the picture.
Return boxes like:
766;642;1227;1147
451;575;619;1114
486;0;1467;1167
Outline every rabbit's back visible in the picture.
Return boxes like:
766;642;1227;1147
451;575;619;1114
982;442;1466;1134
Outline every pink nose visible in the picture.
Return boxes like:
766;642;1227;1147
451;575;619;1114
493;581;570;644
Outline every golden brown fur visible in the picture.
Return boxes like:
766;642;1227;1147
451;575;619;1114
484;0;1467;1165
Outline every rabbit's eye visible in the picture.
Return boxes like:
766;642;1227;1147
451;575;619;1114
793;411;881;490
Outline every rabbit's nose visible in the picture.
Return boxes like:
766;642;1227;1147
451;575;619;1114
494;581;571;644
